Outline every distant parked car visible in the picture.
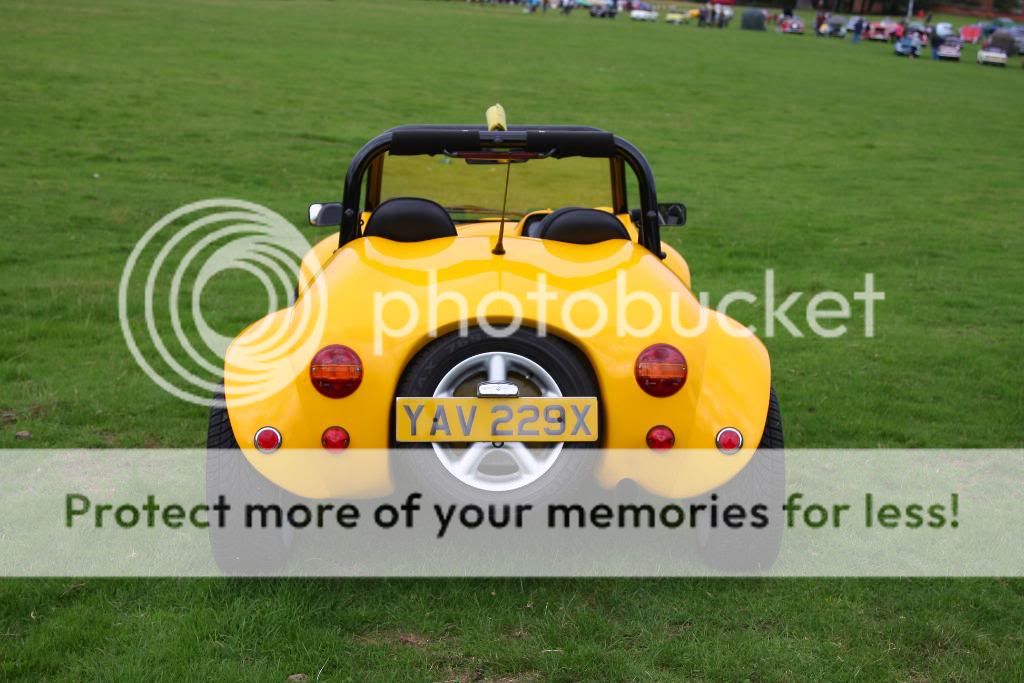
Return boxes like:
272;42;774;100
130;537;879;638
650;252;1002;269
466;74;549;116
982;18;1015;37
988;29;1018;56
977;46;1008;66
935;36;962;60
665;6;686;24
741;8;766;31
934;22;957;39
960;23;983;44
778;15;804;34
630;2;658;21
1010;27;1024;54
845;15;866;31
894;36;920;57
907;21;930;45
826;16;847;38
589;1;618;18
867;20;897;41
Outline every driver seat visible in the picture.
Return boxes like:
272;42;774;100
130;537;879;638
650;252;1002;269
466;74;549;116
362;197;458;242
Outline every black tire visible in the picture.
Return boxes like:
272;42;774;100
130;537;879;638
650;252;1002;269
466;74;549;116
207;388;295;574
394;328;599;505
696;387;785;571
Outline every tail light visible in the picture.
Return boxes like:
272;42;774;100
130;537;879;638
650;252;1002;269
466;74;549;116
254;427;282;453
646;425;675;450
634;344;687;397
310;345;362;398
715;427;743;454
321;426;350;452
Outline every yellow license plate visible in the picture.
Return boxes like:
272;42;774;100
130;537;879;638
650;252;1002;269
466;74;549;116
395;397;598;443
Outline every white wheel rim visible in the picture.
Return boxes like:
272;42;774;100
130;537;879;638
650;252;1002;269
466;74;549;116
431;352;564;492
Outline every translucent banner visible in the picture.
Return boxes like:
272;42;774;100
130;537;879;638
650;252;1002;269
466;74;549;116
0;450;1020;577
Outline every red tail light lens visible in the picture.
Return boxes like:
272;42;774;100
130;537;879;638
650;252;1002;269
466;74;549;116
310;345;362;398
254;427;282;453
635;344;687;397
321;426;350;452
646;425;675;450
715;427;743;454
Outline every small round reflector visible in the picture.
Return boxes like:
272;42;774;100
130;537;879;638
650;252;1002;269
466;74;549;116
310;345;362;398
321;426;350;452
646;425;675;450
635;344;687;397
715;427;743;454
254;427;282;454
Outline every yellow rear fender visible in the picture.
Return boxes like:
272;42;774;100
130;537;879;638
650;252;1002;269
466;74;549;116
296;233;338;298
296;208;674;297
225;235;769;499
659;242;692;289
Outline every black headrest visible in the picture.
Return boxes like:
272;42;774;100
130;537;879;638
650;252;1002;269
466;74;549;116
534;207;630;245
362;197;457;243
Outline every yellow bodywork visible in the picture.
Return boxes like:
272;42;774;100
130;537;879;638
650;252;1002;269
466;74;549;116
224;216;770;500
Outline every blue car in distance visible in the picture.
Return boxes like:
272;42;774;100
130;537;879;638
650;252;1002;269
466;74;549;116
894;36;921;57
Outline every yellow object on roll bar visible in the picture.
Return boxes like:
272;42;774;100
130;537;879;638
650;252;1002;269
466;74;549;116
486;104;507;132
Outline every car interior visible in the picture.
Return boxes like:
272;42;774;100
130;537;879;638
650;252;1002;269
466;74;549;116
361;198;631;245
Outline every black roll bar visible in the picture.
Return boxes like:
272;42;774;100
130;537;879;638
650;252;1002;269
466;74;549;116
338;125;664;257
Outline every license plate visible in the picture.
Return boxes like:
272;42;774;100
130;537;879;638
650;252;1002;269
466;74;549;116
395;397;598;443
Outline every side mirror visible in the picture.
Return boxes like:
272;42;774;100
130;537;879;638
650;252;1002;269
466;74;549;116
658;202;687;227
308;202;342;227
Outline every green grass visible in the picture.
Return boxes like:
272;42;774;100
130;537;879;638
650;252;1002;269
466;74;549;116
1;0;1023;679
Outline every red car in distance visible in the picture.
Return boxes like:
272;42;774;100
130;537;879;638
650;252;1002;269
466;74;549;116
960;24;983;44
867;21;898;41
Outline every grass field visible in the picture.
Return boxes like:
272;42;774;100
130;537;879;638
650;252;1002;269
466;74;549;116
2;0;1024;680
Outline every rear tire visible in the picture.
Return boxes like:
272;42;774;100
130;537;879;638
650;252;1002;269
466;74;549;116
394;328;599;504
696;387;785;571
207;388;295;574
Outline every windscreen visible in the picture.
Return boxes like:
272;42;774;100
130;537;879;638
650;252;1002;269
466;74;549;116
378;155;614;223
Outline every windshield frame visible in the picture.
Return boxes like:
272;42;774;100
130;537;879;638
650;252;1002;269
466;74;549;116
339;125;664;258
376;154;619;224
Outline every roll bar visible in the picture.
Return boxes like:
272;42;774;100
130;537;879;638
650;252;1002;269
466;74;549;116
338;125;664;257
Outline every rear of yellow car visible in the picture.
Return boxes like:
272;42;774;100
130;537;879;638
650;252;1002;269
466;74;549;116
222;234;773;501
208;120;784;573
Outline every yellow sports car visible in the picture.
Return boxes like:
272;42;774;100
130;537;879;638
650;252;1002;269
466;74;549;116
208;107;783;571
